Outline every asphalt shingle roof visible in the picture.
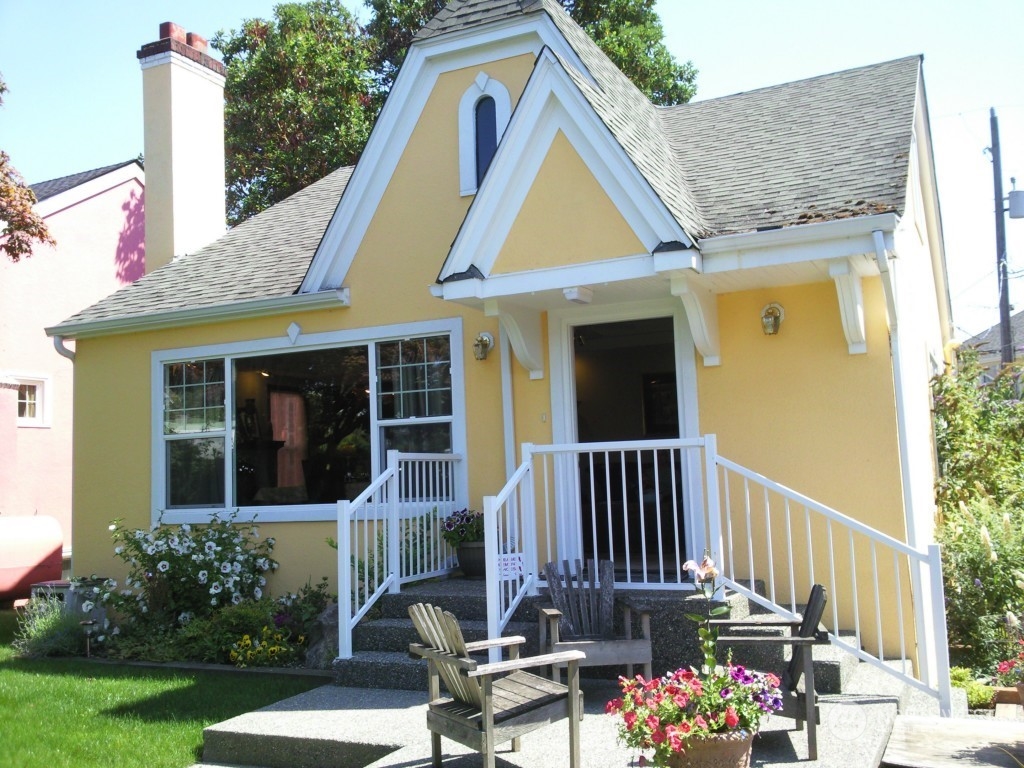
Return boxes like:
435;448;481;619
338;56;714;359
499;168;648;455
30;159;141;203
56;166;352;328
413;0;544;40
662;56;921;235
962;310;1024;356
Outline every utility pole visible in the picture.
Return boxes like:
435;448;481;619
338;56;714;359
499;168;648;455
990;108;1013;367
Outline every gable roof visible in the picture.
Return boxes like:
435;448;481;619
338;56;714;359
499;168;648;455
414;0;544;40
663;56;921;236
51;166;352;333
962;310;1024;358
31;159;142;203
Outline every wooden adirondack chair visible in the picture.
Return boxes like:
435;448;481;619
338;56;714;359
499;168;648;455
539;559;653;682
407;602;586;768
711;584;830;760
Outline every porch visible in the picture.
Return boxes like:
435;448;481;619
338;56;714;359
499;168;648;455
335;437;952;714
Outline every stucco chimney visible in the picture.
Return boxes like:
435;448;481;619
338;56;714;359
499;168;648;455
137;23;226;273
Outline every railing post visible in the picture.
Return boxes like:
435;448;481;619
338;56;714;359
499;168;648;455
337;500;353;659
522;444;539;596
928;543;953;716
387;450;401;594
703;434;723;562
483;496;501;663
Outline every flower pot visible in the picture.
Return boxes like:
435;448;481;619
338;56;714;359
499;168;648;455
1017;683;1024;706
456;541;486;579
666;730;754;768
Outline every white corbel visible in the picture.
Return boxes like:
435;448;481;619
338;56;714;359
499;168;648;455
670;274;720;366
484;299;544;379
829;258;867;355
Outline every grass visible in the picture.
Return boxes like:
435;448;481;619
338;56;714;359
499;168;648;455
0;609;327;768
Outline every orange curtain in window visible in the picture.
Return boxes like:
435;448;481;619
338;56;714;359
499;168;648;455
269;391;307;488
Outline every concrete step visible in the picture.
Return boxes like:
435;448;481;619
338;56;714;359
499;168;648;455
352;616;537;654
196;662;910;768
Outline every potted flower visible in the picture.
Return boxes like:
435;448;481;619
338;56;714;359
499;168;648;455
994;638;1024;703
607;554;783;767
440;508;486;579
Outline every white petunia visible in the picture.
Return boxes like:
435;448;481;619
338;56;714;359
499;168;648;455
146;545;157;556
210;582;223;594
232;562;241;574
197;570;208;584
157;560;170;573
220;562;231;574
205;541;217;554
231;592;242;605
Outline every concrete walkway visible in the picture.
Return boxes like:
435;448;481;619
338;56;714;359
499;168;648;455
192;664;907;768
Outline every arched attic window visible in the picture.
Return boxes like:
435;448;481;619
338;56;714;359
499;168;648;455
459;73;511;196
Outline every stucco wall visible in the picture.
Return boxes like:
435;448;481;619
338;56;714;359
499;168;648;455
0;176;144;552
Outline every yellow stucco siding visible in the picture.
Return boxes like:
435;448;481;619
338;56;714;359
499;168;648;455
491;130;645;274
696;278;913;657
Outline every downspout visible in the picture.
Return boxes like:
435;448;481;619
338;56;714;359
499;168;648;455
52;335;75;362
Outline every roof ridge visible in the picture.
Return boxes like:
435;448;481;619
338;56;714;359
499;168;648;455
31;159;142;203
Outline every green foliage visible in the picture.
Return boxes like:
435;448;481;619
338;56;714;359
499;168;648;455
274;576;333;639
103;513;278;632
213;0;375;224
12;595;85;658
949;666;995;709
169;598;278;664
933;349;1024;672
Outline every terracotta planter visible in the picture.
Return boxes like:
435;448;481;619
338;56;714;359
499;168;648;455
457;541;486;579
665;730;754;768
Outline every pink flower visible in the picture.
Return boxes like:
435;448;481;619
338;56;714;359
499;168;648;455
651;728;666;744
683;555;720;582
694;715;707;730
673;693;690;708
623;711;637;730
646;715;660;731
605;698;622;714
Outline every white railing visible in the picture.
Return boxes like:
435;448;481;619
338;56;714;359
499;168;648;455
524;438;709;588
498;435;951;715
482;459;538;659
336;450;462;658
707;439;952;715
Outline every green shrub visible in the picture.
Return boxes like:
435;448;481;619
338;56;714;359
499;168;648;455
103;512;278;631
13;595;86;658
229;624;305;668
933;350;1024;672
274;576;333;640
950;666;995;709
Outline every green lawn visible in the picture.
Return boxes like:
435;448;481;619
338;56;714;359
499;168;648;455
0;609;326;768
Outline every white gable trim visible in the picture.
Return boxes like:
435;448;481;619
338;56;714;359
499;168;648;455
439;49;689;283
458;73;512;195
34;163;144;219
300;14;590;294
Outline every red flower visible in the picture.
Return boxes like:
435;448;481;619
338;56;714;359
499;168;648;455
623;710;637;730
646;715;661;731
605;698;623;714
651;728;666;744
725;706;740;728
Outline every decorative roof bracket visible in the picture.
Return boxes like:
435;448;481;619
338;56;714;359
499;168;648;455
829;258;867;354
671;274;720;366
484;299;544;379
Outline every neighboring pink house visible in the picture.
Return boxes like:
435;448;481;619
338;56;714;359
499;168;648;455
0;159;145;561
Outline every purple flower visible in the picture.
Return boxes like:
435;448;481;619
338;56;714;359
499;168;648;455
719;687;732;699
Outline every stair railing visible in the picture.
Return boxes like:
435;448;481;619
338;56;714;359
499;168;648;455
708;442;952;715
483;455;538;661
336;450;463;659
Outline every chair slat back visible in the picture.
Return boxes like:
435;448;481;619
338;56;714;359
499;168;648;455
409;602;483;707
785;584;828;689
544;559;616;639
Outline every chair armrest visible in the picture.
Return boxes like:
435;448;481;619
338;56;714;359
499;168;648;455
539;607;563;620
464;635;525;653
618;598;652;617
408;643;480;670
470;649;586;678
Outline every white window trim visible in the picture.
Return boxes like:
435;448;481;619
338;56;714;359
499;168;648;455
458;72;512;196
151;318;466;526
12;374;51;428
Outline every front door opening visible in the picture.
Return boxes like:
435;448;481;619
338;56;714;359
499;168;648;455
572;317;684;578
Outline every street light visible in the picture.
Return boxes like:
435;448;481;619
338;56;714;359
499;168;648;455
989;108;1023;367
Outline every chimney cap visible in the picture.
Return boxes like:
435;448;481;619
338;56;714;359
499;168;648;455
138;22;226;76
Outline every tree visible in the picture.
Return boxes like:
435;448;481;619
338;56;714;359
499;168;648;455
213;1;376;225
366;0;697;106
0;74;55;261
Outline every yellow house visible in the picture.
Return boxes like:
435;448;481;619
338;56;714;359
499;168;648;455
48;1;952;710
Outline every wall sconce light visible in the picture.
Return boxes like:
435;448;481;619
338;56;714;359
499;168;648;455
473;332;495;360
761;303;784;335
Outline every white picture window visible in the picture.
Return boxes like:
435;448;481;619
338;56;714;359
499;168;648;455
153;320;465;524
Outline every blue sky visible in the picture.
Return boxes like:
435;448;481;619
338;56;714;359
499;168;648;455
1;0;1021;338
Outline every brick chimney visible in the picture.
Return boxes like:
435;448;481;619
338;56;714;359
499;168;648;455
137;22;226;273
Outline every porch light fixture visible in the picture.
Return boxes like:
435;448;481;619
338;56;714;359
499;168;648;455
761;303;784;335
473;332;495;360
